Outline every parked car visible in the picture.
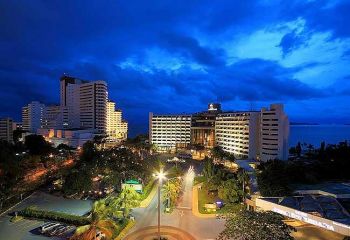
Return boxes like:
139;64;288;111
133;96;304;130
47;225;66;236
39;222;61;233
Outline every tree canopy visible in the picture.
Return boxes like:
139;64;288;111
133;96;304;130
218;210;295;240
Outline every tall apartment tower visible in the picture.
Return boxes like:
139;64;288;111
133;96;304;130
61;76;108;133
260;104;289;161
106;101;128;142
22;101;45;133
0;117;13;142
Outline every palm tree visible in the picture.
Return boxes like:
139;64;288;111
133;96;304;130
70;219;116;240
237;169;250;199
110;187;140;218
70;199;117;240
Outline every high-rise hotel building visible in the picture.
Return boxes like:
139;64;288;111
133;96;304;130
21;75;128;147
215;111;260;159
61;76;108;133
149;103;289;161
22;101;45;133
149;113;191;151
106;100;128;142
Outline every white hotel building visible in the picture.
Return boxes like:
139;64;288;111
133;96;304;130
215;111;260;159
149;103;289;161
21;75;128;147
106;100;128;142
149;113;191;152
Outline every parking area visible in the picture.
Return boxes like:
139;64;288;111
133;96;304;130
0;191;92;240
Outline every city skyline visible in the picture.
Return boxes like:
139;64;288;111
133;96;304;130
1;1;350;136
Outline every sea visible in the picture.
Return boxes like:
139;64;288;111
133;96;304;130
289;125;350;148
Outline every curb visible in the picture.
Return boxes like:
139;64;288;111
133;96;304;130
139;183;158;208
192;183;217;218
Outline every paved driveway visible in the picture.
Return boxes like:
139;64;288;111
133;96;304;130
0;192;92;240
130;167;225;240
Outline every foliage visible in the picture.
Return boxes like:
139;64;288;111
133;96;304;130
62;170;93;195
114;219;135;240
80;141;98;164
25;134;53;155
140;179;155;201
218;179;243;203
18;206;92;225
193;176;206;186
218;210;295;240
70;219;116;240
211;146;235;162
162;178;182;209
202;157;215;185
257;160;291;197
110;187;140;218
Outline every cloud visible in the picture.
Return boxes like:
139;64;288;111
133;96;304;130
1;0;350;135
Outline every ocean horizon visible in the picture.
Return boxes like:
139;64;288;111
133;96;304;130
289;124;350;148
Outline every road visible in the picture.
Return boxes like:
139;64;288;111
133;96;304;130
130;166;225;239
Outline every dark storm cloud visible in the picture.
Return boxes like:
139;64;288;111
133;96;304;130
279;30;309;56
279;0;350;39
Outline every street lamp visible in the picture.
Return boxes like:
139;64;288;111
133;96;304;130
153;170;166;240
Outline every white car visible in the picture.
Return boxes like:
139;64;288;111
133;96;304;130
39;222;61;233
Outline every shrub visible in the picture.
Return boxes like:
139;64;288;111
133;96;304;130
18;206;92;226
140;179;155;201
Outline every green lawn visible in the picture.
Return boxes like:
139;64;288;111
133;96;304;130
198;184;243;214
193;175;206;186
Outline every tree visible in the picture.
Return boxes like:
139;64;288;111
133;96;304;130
218;210;295;240
257;160;291;197
62;170;92;195
80;141;98;163
162;178;182;208
25;134;52;155
218;179;243;203
202;157;215;184
237;169;250;198
111;187;140;218
70;218;116;240
70;196;120;240
211;146;226;161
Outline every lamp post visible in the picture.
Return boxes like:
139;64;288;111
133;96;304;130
153;170;166;240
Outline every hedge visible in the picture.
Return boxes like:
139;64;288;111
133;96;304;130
18;206;92;226
140;179;155;201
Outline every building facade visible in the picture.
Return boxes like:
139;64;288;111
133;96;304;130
149;113;191;151
22;101;45;133
191;104;221;149
260;104;289;161
149;103;289;161
106;100;128;142
42;105;61;129
0;117;13;142
215;111;260;159
65;79;108;132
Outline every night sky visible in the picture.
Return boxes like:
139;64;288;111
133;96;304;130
1;1;350;136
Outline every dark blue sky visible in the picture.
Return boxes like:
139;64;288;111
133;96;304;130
1;0;350;136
